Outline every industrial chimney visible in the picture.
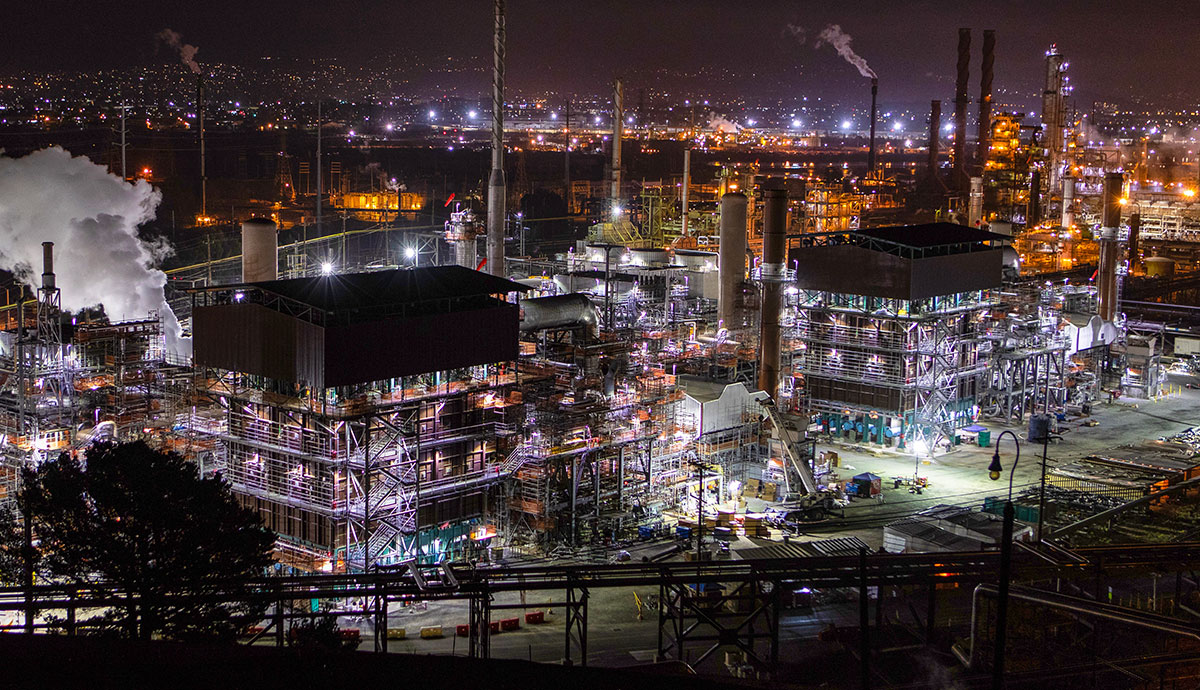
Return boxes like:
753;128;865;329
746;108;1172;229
868;78;878;176
1096;171;1123;322
198;75;207;219
41;241;55;290
927;100;941;176
681;148;691;236
241;218;279;283
718;192;748;328
1061;176;1075;228
757;183;787;402
611;79;624;216
1028;169;1041;225
977;29;995;171
486;0;507;277
953;28;971;187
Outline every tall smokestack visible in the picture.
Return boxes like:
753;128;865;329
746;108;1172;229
486;0;507;277
977;29;995;172
681;148;691;235
718;192;748;328
757;183;787;401
198;75;207;219
41;242;55;290
868;78;878;176
953;28;971;187
611;79;623;215
1097;171;1123;322
927;100;941;175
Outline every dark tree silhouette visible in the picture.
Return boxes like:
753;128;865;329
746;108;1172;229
13;440;275;640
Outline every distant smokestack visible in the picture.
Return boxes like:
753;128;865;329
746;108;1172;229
198;75;207;219
718;192;748;328
868;78;878;175
1129;213;1141;265
486;0;507;277
242;218;279;283
977;29;995;172
757;183;787;401
682;148;691;235
1028;169;1041;225
611;79;623;214
41;242;55;290
953;28;971;186
1097;171;1123;322
927;100;941;175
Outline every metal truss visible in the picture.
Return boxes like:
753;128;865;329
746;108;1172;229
657;574;781;671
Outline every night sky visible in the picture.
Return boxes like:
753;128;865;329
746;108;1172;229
6;0;1199;104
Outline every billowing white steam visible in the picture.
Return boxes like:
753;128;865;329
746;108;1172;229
815;24;876;79
157;28;201;75
0;147;189;356
708;113;742;134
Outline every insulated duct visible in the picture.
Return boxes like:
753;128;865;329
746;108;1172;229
1097;171;1123;322
977;29;995;171
486;0;507;276
953;28;971;186
757;183;787;401
241;218;279;283
519;294;599;336
718;192;748;327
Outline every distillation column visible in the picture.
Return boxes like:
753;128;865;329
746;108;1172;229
757;184;787;401
1097;171;1124;322
486;0;507;276
718;192;748;328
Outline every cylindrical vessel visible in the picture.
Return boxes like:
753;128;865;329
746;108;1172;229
1028;169;1041;225
1027;413;1051;442
968;176;984;227
718;192;748;327
681;148;691;235
757;184;787;401
1097;171;1124;321
953;28;971;181
41;241;55;289
241;218;279;283
1061;176;1075;228
868;79;878;175
519;294;599;335
977;29;995;170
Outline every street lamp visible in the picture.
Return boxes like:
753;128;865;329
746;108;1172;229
987;429;1021;690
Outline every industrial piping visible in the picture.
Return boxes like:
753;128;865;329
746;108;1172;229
757;184;787;401
241;218;279;283
953;28;971;187
1097;171;1124;322
519;294;599;336
977;29;995;172
486;0;507;277
718;192;748;328
867;78;878;176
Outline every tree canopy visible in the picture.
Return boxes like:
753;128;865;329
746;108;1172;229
12;440;275;640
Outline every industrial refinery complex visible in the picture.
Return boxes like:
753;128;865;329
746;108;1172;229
5;6;1200;688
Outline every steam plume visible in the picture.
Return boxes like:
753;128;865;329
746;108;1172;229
784;24;806;43
816;24;876;79
0;147;189;356
156;28;201;75
707;113;742;134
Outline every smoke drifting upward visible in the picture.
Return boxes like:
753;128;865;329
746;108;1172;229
0;147;189;355
816;24;876;79
156;28;201;74
707;113;742;134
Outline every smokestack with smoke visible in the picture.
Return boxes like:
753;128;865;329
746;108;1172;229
815;24;877;79
0;147;189;356
156;29;201;74
707;113;742;134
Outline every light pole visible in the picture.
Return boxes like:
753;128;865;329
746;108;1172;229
987;430;1021;690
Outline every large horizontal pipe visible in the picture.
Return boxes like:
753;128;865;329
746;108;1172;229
519;294;599;335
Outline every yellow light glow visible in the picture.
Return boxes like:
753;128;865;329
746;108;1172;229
1184;189;1196;198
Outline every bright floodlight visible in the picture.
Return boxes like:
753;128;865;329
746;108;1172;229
892;121;903;131
944;123;954;132
841;120;852;130
550;112;558;120
468;110;477;119
385;123;394;131
613;204;623;217
428;109;436;118
405;247;416;260
320;262;334;275
791;119;802;128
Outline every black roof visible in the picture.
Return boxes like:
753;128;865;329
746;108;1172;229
854;223;1008;249
203;266;529;312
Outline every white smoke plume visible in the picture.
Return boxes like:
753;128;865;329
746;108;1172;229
707;113;742;134
816;24;876;79
0;147;189;356
156;28;201;75
784;24;806;43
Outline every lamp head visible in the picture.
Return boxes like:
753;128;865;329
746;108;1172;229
988;453;1003;481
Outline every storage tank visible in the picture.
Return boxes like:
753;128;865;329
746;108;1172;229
241;218;278;283
1145;256;1175;278
718;192;748;326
